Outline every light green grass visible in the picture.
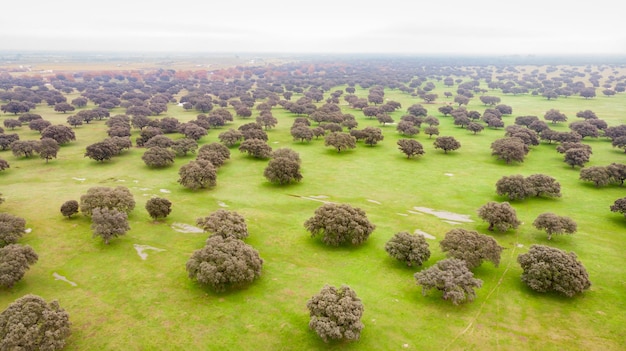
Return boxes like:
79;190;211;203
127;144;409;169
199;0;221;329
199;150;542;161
1;64;625;350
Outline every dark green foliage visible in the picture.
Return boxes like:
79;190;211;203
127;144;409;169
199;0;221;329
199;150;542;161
0;213;26;247
414;258;483;305
79;186;136;217
518;245;591;297
186;236;263;292
145;197;172;220
177;159;217;190
60;200;79;218
0;294;71;351
0;244;38;288
440;228;504;268
304;203;375;246
532;213;577;240
307;285;364;343
477;201;521;232
196;209;248;240
91;207;130;244
384;231;430;266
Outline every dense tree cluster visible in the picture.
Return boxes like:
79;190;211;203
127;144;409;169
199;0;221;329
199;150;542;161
496;174;561;200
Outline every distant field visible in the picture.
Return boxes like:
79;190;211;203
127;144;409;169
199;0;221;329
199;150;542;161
0;59;625;350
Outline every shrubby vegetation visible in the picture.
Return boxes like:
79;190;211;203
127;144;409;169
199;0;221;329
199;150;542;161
384;231;430;266
440;228;503;268
304;203;375;246
415;258;483;305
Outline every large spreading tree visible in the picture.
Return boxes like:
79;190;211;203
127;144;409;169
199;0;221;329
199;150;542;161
440;228;504;269
477;201;521;232
304;203;375;246
414;258;483;305
0;244;38;288
384;231;430;267
186;236;263;292
517;245;591;297
0;294;71;351
177;159;217;190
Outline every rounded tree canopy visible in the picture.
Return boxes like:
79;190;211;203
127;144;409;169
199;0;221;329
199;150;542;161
304;203;376;246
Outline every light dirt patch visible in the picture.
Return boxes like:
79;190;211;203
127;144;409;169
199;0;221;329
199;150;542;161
443;220;462;225
412;207;473;223
134;244;166;260
414;229;436;239
171;223;204;233
24;228;32;233
397;213;409;216
160;189;171;193
72;177;85;181
53;272;77;286
218;201;228;207
367;199;381;205
445;173;454;176
289;194;333;204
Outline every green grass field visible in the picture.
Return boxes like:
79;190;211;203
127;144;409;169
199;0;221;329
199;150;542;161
1;63;625;350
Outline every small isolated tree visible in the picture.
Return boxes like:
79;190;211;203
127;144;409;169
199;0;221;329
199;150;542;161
433;136;461;154
91;207;130;244
304;203;376;246
397;139;425;159
177;159;217;190
60;200;79;219
307;285;364;343
440;228;504;269
518;245;591;297
0;213;27;247
532;213;577;240
610;197;626;218
196;209;248;240
186;236;263;292
142;147;176;168
477;201;521;232
324;132;356;153
0;244;38;288
79;186;135;217
384;231;430;267
414;258;483;305
0;294;71;351
424;126;439;138
264;156;302;185
145;197;172;221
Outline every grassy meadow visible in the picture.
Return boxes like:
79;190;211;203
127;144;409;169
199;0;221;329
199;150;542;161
1;63;625;350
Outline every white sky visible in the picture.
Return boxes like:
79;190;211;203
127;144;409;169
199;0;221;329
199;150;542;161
1;0;625;55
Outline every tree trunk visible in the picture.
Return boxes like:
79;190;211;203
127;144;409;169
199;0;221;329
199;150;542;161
488;223;494;231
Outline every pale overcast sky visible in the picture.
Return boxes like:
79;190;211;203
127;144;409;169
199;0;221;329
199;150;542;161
1;0;625;56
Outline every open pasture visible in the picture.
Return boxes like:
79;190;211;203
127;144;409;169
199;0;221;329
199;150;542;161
0;58;625;350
